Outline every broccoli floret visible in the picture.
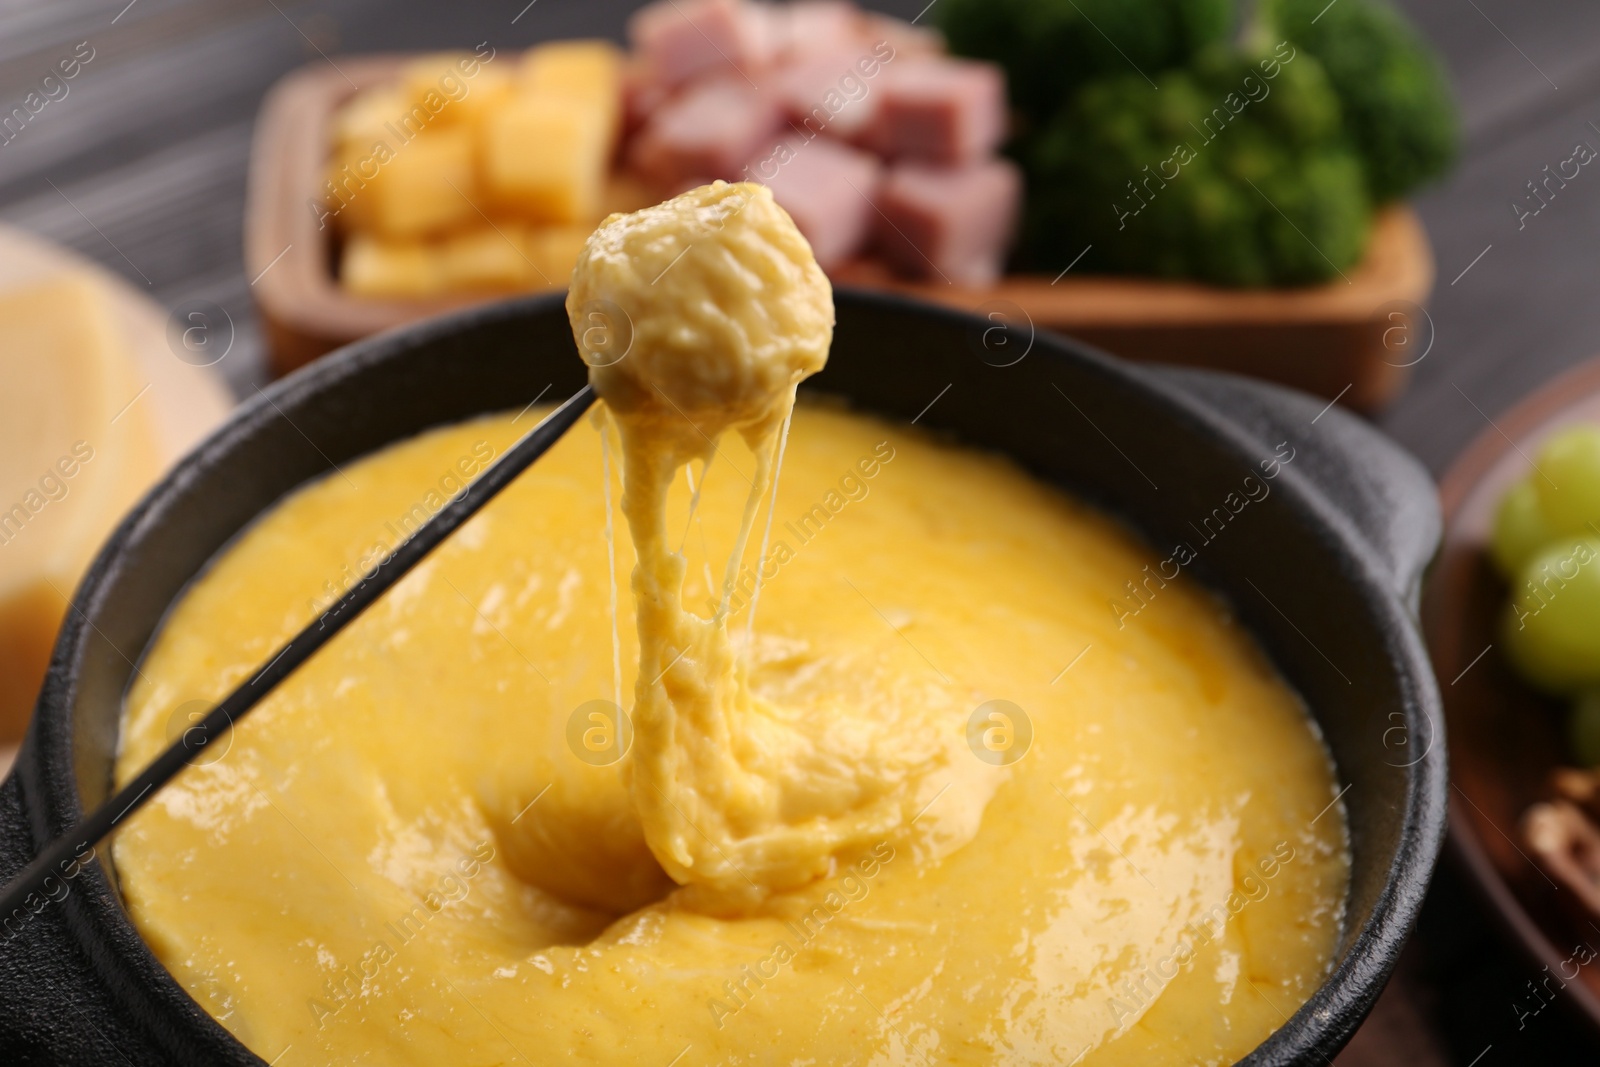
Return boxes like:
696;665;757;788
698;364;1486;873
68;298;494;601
1019;46;1371;287
1268;0;1458;201
940;0;1236;129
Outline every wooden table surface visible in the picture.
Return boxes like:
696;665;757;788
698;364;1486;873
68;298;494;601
1;0;1595;1062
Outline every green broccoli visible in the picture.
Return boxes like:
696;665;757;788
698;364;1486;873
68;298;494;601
1019;46;1371;287
1267;0;1458;201
939;0;1235;130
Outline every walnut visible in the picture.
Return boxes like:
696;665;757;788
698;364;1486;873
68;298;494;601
1523;798;1600;916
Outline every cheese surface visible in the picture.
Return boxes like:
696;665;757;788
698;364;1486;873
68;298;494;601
114;404;1348;1064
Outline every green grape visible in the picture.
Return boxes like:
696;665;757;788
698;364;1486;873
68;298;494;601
1571;690;1600;767
1502;537;1600;694
1490;477;1556;578
1534;425;1600;538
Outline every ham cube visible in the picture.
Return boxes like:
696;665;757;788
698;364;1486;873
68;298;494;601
629;77;783;187
867;57;1007;164
766;1;866;61
627;0;775;90
769;53;888;144
862;13;945;59
873;160;1021;287
744;135;881;271
622;57;671;133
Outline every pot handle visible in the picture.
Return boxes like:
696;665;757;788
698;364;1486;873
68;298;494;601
1153;368;1441;612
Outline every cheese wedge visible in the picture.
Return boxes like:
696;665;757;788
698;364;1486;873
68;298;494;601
0;274;162;735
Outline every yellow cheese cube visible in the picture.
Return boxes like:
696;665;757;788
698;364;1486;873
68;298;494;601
398;51;514;133
320;149;379;232
370;126;478;237
341;234;444;297
399;53;471;129
481;98;609;224
525;225;594;287
519;39;621;86
519;40;622;148
440;225;535;291
453;63;514;132
519;41;622;97
332;87;409;151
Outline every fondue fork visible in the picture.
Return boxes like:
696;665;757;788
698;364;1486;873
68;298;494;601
0;385;596;920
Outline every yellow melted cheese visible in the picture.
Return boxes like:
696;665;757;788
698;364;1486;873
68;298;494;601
114;406;1347;1065
113;182;1348;1064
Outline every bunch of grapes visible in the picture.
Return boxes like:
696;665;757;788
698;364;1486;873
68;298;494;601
1491;425;1600;764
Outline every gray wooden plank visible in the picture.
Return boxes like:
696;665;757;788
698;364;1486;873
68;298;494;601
1382;1;1600;470
0;120;264;389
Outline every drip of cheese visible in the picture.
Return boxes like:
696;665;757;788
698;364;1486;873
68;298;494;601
567;182;987;899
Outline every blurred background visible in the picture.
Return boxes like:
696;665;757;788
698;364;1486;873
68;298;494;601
2;0;1599;1061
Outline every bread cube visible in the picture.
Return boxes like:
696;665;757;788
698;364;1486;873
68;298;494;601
441;225;535;291
481;97;610;223
341;234;444;297
369;126;478;237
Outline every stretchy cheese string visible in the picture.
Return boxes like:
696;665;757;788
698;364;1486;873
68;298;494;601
600;411;623;712
714;429;777;625
745;402;793;641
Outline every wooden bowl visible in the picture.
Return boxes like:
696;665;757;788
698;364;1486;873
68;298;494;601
247;58;1436;408
1424;355;1600;1035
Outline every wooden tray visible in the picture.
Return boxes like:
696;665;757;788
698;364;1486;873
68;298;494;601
1424;355;1600;1038
247;58;1435;408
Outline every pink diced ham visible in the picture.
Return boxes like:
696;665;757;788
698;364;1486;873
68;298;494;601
743;135;881;271
622;58;672;134
769;52;890;144
628;0;776;90
867;57;1007;165
873;159;1021;287
862;13;945;59
629;77;783;187
765;1;867;61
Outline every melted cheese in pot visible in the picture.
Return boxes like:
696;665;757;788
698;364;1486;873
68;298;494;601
112;183;1349;1065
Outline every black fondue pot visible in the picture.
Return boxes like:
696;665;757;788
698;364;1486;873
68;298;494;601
0;290;1445;1064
